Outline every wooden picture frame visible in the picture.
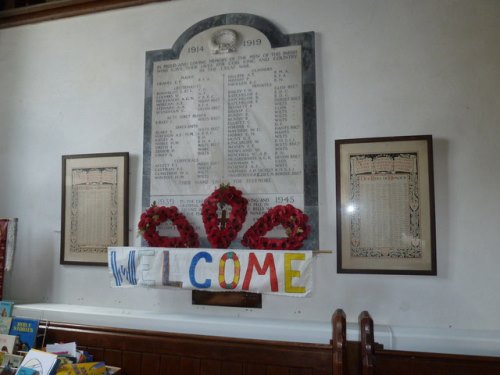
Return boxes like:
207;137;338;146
60;152;129;266
335;135;436;275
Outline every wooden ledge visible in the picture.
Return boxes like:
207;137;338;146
0;0;170;29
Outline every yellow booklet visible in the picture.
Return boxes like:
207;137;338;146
56;362;106;375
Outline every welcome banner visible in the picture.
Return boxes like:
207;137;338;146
108;247;313;297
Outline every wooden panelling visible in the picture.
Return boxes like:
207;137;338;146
266;365;290;375
200;358;221;375
346;341;361;375
180;357;201;375
40;310;500;375
371;350;500;375
104;349;123;367
221;361;243;375
359;311;500;375
290;368;313;375
41;321;335;375
121;351;142;375
160;354;180;375
244;363;266;375
141;352;160;374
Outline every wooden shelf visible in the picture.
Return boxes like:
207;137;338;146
0;0;170;29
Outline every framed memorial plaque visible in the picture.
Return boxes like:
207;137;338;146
142;14;318;306
336;135;436;275
60;153;129;266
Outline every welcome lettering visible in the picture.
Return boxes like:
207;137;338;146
109;247;312;297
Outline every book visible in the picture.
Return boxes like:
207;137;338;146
0;366;15;375
46;342;77;358
56;362;106;375
0;316;12;334
9;317;39;351
1;352;24;368
18;349;59;375
55;354;78;366
0;333;18;353
16;367;39;375
0;301;14;317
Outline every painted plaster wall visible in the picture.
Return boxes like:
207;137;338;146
0;0;499;337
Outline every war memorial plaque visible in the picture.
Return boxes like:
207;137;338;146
143;14;318;250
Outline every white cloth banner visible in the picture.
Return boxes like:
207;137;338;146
108;247;313;297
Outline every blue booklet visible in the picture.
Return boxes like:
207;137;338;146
16;367;39;375
0;301;14;317
9;317;39;351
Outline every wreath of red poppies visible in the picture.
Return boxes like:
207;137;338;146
138;203;199;248
241;204;311;250
201;184;248;249
138;185;311;250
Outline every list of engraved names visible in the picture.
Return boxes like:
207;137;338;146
151;44;303;197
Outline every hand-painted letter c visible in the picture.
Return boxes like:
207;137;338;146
189;251;212;288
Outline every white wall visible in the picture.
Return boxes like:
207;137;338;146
1;0;500;342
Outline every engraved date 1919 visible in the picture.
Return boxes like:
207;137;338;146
242;39;262;47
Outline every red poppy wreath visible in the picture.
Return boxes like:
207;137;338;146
241;204;311;250
201;184;248;248
138;203;199;248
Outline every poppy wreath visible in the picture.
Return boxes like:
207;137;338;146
241;204;311;250
201;184;248;248
138;203;200;248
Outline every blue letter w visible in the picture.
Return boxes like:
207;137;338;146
110;250;138;286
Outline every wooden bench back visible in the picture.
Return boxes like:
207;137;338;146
358;311;500;375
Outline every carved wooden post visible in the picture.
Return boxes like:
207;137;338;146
359;311;375;375
332;308;348;375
